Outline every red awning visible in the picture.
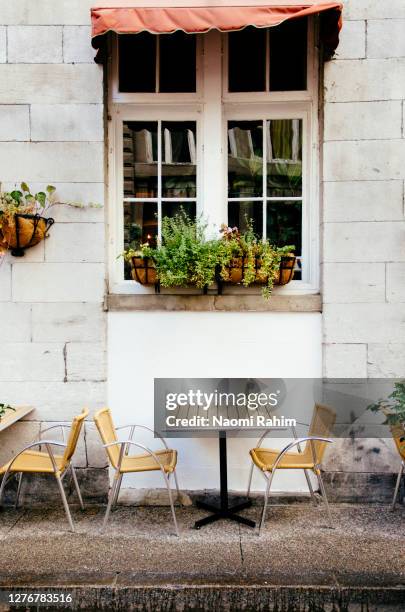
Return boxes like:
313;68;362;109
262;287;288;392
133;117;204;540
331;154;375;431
91;2;343;61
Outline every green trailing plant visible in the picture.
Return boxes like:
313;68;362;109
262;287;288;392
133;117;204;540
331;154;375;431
121;214;295;297
0;403;15;421
368;382;405;427
218;222;295;298
143;213;221;289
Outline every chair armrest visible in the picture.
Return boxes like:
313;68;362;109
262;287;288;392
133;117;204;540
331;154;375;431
2;440;67;476
115;424;169;449
103;440;167;472
271;437;333;472
37;424;70;442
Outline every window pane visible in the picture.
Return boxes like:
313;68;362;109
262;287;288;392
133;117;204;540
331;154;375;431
228;121;263;198
160;32;196;93
228;27;266;92
267;119;302;197
123;122;158;198
270;18;307;91
124;201;158;279
162;201;196;223
228;201;263;237
162;122;197;198
266;201;302;254
119;34;156;93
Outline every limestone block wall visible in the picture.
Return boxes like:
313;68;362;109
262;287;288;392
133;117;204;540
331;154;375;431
322;0;405;487
0;0;108;496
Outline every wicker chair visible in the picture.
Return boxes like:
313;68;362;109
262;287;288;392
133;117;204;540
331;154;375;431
94;407;181;536
248;403;336;534
0;408;88;532
390;424;405;511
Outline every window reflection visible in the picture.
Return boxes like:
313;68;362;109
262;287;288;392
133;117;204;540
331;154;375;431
228;201;263;237
162;122;197;198
267;120;302;197
228;121;263;198
123;122;158;197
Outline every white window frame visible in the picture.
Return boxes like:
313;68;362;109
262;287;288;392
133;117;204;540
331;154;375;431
108;21;319;295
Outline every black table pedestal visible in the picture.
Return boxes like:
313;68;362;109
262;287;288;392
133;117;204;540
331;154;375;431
194;431;256;529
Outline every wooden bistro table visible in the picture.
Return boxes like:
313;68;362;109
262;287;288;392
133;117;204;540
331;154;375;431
0;406;34;433
163;403;288;530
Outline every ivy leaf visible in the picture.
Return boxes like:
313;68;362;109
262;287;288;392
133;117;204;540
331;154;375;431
10;190;22;203
20;182;30;193
46;185;56;195
35;192;47;207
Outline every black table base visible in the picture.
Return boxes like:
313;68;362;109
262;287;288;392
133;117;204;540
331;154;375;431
193;431;256;530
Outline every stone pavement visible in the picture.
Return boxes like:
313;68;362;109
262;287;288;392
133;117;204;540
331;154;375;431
0;503;404;610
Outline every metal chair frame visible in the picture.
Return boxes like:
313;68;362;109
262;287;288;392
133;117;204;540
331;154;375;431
247;433;333;535
0;424;85;532
101;424;181;537
391;460;404;511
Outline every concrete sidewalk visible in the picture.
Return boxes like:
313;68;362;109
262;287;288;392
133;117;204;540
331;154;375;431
0;503;404;610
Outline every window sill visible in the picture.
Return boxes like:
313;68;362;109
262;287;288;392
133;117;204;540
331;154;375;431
106;292;322;313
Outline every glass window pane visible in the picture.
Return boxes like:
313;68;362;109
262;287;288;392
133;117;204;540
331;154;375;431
160;32;196;93
270;18;307;91
162;122;197;198
162;201;196;223
119;34;156;92
267;119;302;197
228;201;263;237
123;122;158;198
228;121;263;198
266;201;302;254
228;28;266;92
124;201;158;279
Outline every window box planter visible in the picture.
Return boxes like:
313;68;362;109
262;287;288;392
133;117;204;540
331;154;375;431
218;255;295;288
130;255;157;285
0;213;54;257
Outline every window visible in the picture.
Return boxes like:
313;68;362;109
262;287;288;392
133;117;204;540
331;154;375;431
119;32;197;93
109;20;318;292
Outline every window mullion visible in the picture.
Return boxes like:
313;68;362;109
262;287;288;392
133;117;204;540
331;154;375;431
266;30;270;93
157;120;162;244
262;119;267;241
156;35;160;93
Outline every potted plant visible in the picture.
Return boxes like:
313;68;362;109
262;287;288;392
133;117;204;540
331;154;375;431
0;403;15;422
0;183;56;257
142;214;220;291
217;224;296;298
368;382;405;460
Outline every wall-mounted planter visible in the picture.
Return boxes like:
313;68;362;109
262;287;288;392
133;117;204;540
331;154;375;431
130;256;157;285
0;213;54;257
219;255;296;289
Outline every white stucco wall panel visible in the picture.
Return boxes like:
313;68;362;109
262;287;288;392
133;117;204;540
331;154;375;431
109;311;322;492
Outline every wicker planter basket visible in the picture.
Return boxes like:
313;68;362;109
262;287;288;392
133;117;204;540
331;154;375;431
0;213;54;257
131;256;157;285
220;255;296;287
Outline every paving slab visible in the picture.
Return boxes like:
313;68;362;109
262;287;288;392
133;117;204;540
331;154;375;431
0;503;403;610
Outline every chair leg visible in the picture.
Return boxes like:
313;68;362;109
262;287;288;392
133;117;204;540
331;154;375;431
173;470;182;505
246;463;254;499
55;473;75;533
391;462;404;512
304;469;318;506
163;471;179;537
258;471;274;536
15;473;23;509
102;472;120;532
70;466;84;511
0;470;11;508
316;470;333;529
112;473;123;511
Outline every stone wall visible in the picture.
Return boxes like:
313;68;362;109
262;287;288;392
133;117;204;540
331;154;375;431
322;0;405;485
0;0;108;495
